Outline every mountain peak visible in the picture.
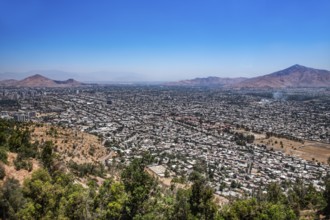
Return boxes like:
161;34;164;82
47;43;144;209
2;74;83;87
292;64;304;68
167;65;330;88
287;64;307;70
32;74;43;77
28;74;49;80
235;65;330;88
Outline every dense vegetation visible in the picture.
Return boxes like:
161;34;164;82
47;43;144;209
0;119;38;170
0;119;330;219
232;132;255;146
1;156;330;219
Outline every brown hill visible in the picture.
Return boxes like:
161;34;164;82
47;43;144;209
17;74;57;87
30;125;108;164
0;74;83;88
54;78;81;86
0;79;18;86
233;64;330;88
166;65;330;88
166;76;247;87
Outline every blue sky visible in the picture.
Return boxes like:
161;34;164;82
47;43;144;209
0;0;329;81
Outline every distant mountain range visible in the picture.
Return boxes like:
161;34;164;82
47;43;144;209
0;70;80;81
168;65;330;88
0;70;146;82
166;76;247;87
0;74;82;88
0;64;329;88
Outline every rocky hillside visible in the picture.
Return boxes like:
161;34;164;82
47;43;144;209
0;74;82;87
166;65;330;88
166;76;247;87
234;64;330;88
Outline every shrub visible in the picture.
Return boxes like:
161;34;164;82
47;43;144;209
14;154;33;171
0;163;6;179
0;148;8;163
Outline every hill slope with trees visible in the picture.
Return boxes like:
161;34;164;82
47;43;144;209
0;119;330;219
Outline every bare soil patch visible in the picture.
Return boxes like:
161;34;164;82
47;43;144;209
30;125;108;164
256;136;330;164
234;129;330;164
2;152;40;185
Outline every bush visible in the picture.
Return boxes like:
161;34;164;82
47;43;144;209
0;148;8;163
14;154;33;171
68;161;105;178
0;163;6;179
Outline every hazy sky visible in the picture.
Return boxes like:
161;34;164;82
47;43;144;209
0;0;329;81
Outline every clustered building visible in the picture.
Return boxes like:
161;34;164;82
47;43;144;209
1;86;329;197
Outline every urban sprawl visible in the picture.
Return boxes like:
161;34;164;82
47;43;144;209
1;86;330;200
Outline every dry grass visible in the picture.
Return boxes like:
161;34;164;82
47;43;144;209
255;136;330;164
234;129;330;164
1;125;112;186
30;125;108;164
2;152;40;184
233;129;330;164
213;194;230;208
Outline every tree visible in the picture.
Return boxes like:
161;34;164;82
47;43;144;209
165;169;170;178
41;141;54;172
0;148;8;163
287;188;301;217
189;173;217;219
230;180;238;189
94;179;128;220
173;189;193;220
303;184;326;211
121;156;156;218
18;169;61;219
0;178;26;219
324;177;330;217
220;198;296;220
266;182;285;204
14;154;33;171
58;184;89;220
0;133;7;147
0;163;5;180
133;190;174;220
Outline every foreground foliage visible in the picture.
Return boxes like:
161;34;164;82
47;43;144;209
1;162;329;219
0;119;329;219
